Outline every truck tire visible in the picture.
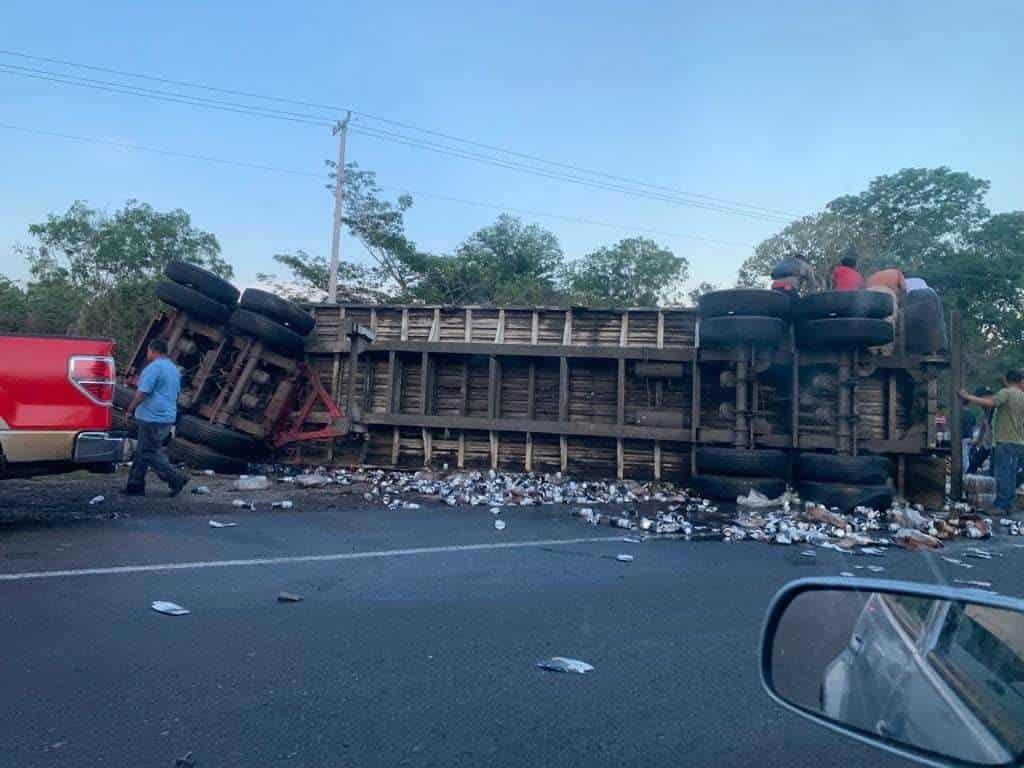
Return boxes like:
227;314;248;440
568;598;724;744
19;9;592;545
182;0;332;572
176;415;266;459
797;481;893;512
165;261;239;306
796;318;893;349
229;308;306;356
156;281;232;325
904;289;947;354
700;316;786;347
168;437;248;474
796;290;894;320
690;474;786;501
239;289;316;335
698;289;792;319
695;447;788;478
114;384;137;410
797;453;893;484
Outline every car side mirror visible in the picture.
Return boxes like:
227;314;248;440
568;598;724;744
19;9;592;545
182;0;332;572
761;578;1024;767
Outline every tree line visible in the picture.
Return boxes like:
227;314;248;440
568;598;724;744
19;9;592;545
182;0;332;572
1;164;1020;384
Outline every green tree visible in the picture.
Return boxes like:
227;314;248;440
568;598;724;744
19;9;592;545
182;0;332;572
739;167;1024;385
5;200;228;362
419;214;564;305
563;237;687;307
25;199;229;291
0;275;27;332
687;281;719;306
258;250;387;303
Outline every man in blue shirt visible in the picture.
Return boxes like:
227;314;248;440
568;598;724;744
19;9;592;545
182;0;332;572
122;339;189;496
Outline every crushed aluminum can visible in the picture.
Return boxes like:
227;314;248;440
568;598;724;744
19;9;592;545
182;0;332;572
494;520;506;531
839;572;855;577
615;554;634;563
490;506;501;515
88;495;105;505
203;469;215;476
277;591;304;603
231;499;255;510
151;601;190;616
536;657;594;674
621;536;643;544
272;501;293;509
191;485;211;495
208;520;237;528
867;565;885;573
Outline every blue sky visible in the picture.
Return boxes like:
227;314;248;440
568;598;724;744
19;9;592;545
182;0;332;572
2;0;1021;292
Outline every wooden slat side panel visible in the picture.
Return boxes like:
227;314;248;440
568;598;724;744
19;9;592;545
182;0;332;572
499;359;531;419
432;356;466;416
396;427;425;467
461;430;491;467
497;432;527;471
438;309;467;342
533;359;561;421
503;311;534;344
568;360;618;424
530;434;562;472
626;311;659;346
536;311;566;344
466;356;491;416
662;311;697;347
622;439;655;481
565;436;617;477
658;441;692;482
399;356;423;414
374;309;404;341
406;308;434;341
570;310;621;346
367;355;391;413
469;310;500;342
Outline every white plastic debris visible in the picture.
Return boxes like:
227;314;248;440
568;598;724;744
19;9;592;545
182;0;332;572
536;657;594;674
272;500;293;510
88;495;105;505
202;469;215;476
294;473;330;488
208;520;237;528
231;499;255;510
494;520;506;531
234;475;269;491
191;485;211;495
151;601;190;616
616;554;634;563
737;489;787;509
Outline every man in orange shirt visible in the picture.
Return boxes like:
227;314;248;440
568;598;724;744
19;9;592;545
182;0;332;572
831;249;865;291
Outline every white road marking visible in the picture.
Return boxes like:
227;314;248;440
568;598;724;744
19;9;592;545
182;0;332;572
0;536;622;581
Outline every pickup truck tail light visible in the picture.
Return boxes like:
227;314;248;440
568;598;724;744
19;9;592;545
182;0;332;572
69;356;116;405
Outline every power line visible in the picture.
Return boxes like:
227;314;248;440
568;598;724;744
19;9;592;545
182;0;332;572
0;62;790;225
0;122;752;249
0;49;800;219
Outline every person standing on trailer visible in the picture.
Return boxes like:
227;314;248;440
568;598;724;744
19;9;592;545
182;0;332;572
831;247;865;291
770;252;820;294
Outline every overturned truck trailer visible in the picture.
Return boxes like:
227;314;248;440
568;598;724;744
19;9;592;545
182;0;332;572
121;264;962;510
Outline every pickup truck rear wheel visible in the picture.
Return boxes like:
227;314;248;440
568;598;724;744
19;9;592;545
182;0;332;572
176;415;266;459
168;437;248;474
229;308;306;356
165;261;239;306
239;289;315;335
156;281;232;325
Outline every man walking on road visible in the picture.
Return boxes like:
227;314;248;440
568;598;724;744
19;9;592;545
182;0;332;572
961;370;1024;514
123;339;189;497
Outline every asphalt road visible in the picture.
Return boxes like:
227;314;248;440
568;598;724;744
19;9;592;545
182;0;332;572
1;473;1022;768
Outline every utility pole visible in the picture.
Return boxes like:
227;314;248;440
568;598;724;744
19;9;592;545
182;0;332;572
327;111;352;304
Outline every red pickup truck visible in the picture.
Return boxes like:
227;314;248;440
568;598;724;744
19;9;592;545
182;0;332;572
0;334;126;478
